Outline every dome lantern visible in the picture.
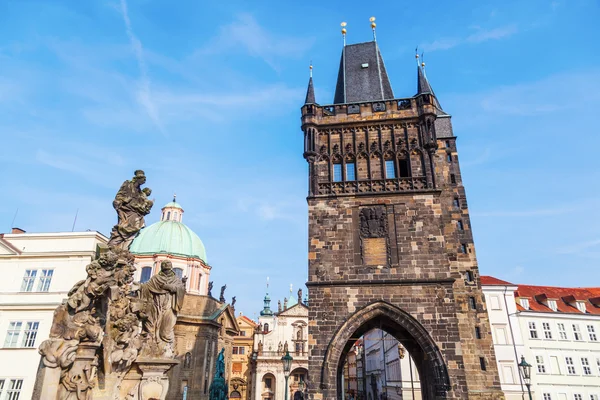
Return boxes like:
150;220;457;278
161;194;184;222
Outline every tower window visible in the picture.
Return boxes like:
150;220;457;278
450;174;456;184
457;220;464;231
479;357;486;371
446;153;452;162
460;244;468;254
445;140;450;148
385;160;396;179
465;270;474;282
333;163;342;182
475;326;482;339
167;211;171;220
453;197;460;208
469;296;477;310
140;267;152;283
398;159;409;177
346;162;356;181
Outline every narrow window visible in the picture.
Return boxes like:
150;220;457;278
6;380;23;399
20;270;37;292
573;395;582;400
22;321;39;348
460;244;468;254
543;394;552;400
445;140;450;148
582;357;591;375
479;357;486;371
548;300;557;311
233;346;239;355
558;323;568;340
469;297;477;310
140;267;152;283
167;211;171;220
520;298;530;309
263;323;269;333
475;326;481;339
333;163;342;182
385;160;396;179
450;174;456;184
204;379;208;394
543;322;553;339
457;220;464;231
398;159;410;177
37;269;53;292
529;322;538;339
588;325;597;341
573;324;582;341
446;153;452;162
453;197;460;208
3;322;22;348
346;162;356;181
174;268;184;280
465;271;474;282
197;273;203;291
536;355;546;373
577;302;587;313
565;357;576;374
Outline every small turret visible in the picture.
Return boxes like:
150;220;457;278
305;64;316;104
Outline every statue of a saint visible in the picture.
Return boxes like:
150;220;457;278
209;348;228;400
231;296;236;308
208;281;213;297
139;260;186;357
219;285;226;303
108;170;153;250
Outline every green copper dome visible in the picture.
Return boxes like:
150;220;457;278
130;199;206;262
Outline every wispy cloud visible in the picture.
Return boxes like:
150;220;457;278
118;0;165;135
200;13;314;71
421;24;518;52
556;239;600;255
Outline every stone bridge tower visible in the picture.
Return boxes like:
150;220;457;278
301;35;504;400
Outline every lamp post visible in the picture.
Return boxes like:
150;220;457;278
518;355;533;400
298;377;306;400
282;350;293;400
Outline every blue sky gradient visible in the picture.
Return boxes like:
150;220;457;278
1;0;599;317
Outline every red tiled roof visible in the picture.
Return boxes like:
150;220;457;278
515;284;600;315
481;276;514;285
238;315;257;326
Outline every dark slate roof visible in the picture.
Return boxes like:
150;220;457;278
305;76;316;104
333;41;394;104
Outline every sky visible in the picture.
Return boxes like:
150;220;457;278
1;0;599;318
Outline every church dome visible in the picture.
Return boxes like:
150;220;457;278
130;197;207;262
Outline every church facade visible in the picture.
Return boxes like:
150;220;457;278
302;35;503;399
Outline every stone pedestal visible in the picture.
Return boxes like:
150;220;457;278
135;358;179;400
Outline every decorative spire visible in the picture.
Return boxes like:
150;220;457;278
260;276;273;316
415;53;445;113
305;63;316;104
370;17;377;41
341;22;347;46
173;193;177;202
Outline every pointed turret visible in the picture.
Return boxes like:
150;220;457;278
416;62;446;115
260;277;273;316
305;77;316;104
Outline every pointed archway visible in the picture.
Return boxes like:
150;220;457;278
320;301;450;400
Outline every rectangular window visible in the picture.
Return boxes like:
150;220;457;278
37;269;53;292
543;394;552;400
543;322;553;339
239;331;246;337
588;325;597;341
7;379;22;400
520;298;530;309
385;160;396;179
140;267;152;283
590;395;599;400
446;153;452;162
4;322;22;348
582;358;591;375
574;395;582;400
558;323;568;340
460;244;468;254
465;271;474;282
565;357;576;375
529;322;538;339
398;159;409;177
469;297;477;310
475;327;481;339
0;379;4;398
453;197;460;208
536;355;546;373
265;378;272;389
548;300;557;311
333;164;342;182
457;220;464;231
22;321;39;348
450;174;456;184
479;357;486;371
445;140;450;148
346;162;356;181
573;324;582;341
577;302;587;313
20;270;37;292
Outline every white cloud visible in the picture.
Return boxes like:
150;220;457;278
420;25;518;52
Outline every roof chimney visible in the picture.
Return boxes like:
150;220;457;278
11;227;26;234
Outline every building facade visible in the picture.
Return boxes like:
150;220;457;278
230;315;258;400
0;229;108;400
252;286;308;400
482;276;600;400
302;33;503;399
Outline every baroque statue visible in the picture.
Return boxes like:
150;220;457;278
219;284;227;302
35;171;185;400
209;348;228;400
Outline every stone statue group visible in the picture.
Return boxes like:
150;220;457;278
34;171;191;400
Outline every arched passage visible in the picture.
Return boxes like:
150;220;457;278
320;301;450;400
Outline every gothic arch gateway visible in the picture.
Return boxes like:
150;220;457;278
322;301;450;400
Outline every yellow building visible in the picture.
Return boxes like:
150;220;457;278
229;314;257;400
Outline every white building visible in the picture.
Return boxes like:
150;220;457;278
482;276;600;400
252;285;308;400
0;229;108;400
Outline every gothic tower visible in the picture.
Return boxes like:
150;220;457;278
302;33;504;400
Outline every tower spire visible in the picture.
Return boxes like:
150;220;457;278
415;52;445;113
305;63;316;104
260;276;273;316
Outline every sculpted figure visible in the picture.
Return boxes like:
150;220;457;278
208;281;214;297
219;285;227;303
209;348;228;400
231;296;236;308
139;260;186;357
108;170;153;249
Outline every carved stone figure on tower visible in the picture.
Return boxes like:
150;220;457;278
108;170;153;250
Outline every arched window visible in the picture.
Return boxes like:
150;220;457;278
297;327;303;341
197;272;203;291
184;352;192;368
140;267;152;283
167;211;171;220
174;212;178;220
263;323;269;333
332;162;342;182
174;268;183;280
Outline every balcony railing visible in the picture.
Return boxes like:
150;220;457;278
317;177;429;196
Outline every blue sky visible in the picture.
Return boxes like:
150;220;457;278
1;0;599;318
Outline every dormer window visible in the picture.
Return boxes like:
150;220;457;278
548;300;557;311
520;298;530;310
576;301;587;313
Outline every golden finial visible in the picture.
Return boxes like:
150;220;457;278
341;22;347;46
370;16;377;41
421;62;425;67
309;62;313;78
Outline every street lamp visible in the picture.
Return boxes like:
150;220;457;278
518;355;533;400
282;350;293;400
298;377;305;400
